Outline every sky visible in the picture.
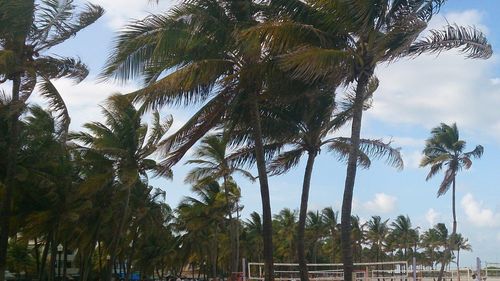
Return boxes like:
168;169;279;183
3;0;500;268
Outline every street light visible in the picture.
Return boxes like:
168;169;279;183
57;244;63;281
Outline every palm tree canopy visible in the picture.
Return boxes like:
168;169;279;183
420;123;484;196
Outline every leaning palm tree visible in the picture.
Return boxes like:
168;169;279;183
185;134;254;275
249;1;492;279
70;94;173;281
0;2;103;277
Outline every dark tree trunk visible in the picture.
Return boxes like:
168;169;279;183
62;241;68;281
35;237;41;276
341;69;372;281
437;177;457;281
0;74;22;281
40;232;53;281
249;97;274;281
107;184;133;281
297;151;317;281
222;175;237;279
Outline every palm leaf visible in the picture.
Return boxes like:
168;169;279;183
37;76;70;136
408;24;492;59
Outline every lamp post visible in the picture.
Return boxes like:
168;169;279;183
57;244;63;281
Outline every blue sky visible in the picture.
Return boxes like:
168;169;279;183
8;0;500;267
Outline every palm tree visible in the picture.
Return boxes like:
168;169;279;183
390;215;418;261
273;208;298;262
185;134;254;275
321;207;340;263
249;2;492;279
421;123;483;279
0;2;103;277
421;123;483;235
451;233;472;281
102;2;282;278
366;216;389;263
264;90;402;281
70;94;173;281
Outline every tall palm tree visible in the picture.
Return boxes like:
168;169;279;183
421;123;483;279
102;2;282;278
0;2;103;277
421;123;483;235
70;94;173;281
185;134;254;275
249;2;492;279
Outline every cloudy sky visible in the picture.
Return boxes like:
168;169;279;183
4;0;500;267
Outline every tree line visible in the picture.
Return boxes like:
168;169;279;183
0;1;492;281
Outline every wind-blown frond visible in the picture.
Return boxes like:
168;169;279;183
280;47;353;83
36;56;89;82
132;59;234;111
437;168;455;197
36;3;104;51
38;76;70;135
268;147;305;176
408;24;492;59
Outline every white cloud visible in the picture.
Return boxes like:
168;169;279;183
461;193;500;228
97;0;179;30
363;193;397;214
366;10;500;143
401;150;424;169
425;208;441;227
491;78;500;85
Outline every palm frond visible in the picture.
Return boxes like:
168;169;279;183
37;76;70;136
35;56;89;82
132;59;234;111
36;3;104;51
408;24;493;59
464;145;484;159
280;46;353;84
437;168;455;197
424;162;443;181
268;147;305;176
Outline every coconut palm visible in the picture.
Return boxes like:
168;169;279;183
421;123;483;235
185;134;254;275
421;123;483;279
0;2;103;277
366;216;389;263
451;233;472;281
390;215;419;261
70;94;173;281
249;1;492;279
321;207;340;263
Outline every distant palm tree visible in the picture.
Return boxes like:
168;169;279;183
185;134;254;275
451;233;472;281
321;207;340;263
0;2;103;277
421;123;483;279
421;123;483;235
391;215;418;260
366;216;389;263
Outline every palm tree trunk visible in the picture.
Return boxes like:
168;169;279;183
452;178;457;235
34;237;41;276
0;74;22;281
40;232;53;281
249;97;274;281
341;69;372;281
222;175;237;279
298;151;317;281
62;241;68;281
438;178;457;281
107;184;133;281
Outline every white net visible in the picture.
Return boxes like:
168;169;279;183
247;261;409;281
